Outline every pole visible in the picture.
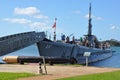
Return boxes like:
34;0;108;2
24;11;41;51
45;31;48;38
55;18;57;33
53;18;57;41
42;56;47;75
86;56;88;67
84;52;91;67
49;33;51;40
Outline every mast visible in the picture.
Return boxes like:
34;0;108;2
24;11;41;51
88;3;92;36
53;18;57;41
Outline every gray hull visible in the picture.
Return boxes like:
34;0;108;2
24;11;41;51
37;40;112;64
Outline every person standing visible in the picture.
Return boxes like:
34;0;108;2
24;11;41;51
61;33;66;42
66;36;70;43
71;36;76;44
53;32;56;41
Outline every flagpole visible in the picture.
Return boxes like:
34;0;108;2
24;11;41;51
53;18;57;41
55;18;57;40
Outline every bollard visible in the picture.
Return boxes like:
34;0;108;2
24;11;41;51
39;62;43;74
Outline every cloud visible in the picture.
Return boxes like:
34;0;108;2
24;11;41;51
110;24;119;30
3;18;31;24
85;14;103;20
14;7;39;16
33;14;48;19
29;22;51;30
72;10;81;14
3;18;51;31
3;7;52;31
14;7;48;19
95;17;103;20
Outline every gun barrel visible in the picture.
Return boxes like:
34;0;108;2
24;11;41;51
2;56;70;64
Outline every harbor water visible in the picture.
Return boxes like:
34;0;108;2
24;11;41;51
0;45;120;68
89;46;120;68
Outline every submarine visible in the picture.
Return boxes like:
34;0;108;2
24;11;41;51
2;3;112;64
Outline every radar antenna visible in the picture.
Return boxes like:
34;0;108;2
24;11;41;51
88;3;92;36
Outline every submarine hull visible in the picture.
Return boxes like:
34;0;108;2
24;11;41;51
37;41;112;64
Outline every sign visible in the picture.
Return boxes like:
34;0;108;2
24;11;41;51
84;52;91;67
84;52;91;57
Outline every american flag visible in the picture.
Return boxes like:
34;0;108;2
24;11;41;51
52;18;57;28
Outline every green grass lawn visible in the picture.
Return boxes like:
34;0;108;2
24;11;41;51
57;70;120;80
0;72;36;80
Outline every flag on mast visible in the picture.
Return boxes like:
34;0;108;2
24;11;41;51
52;18;57;41
52;18;57;28
52;22;56;28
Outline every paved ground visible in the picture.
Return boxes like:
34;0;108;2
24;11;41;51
0;64;120;80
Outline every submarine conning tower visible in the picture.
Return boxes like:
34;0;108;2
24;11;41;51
84;3;99;47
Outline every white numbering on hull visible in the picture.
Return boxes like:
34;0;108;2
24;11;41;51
45;45;52;49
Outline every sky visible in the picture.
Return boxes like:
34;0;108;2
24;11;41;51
0;0;120;41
